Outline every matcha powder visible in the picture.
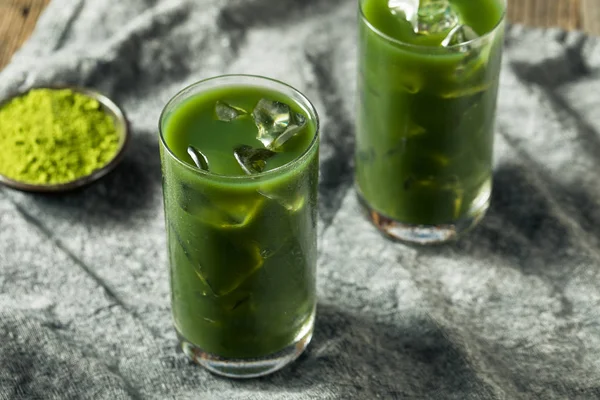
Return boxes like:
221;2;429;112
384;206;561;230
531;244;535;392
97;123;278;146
0;88;121;185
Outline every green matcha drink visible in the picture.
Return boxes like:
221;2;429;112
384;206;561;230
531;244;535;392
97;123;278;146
356;0;505;243
159;76;319;378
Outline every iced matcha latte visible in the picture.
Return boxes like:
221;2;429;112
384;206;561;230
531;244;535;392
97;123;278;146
357;0;505;243
159;76;319;378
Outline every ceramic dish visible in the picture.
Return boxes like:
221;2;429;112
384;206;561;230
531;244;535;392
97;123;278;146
0;86;130;193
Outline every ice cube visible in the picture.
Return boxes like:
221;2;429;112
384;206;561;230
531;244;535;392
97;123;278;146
215;100;248;121
234;145;276;175
187;146;210;171
252;98;307;149
195;236;264;297
389;0;420;31
441;24;478;47
168;222;215;294
259;190;306;213
252;98;291;147
171;218;263;298
416;0;459;35
440;83;491;99
270;112;307;150
175;182;264;229
215;194;265;229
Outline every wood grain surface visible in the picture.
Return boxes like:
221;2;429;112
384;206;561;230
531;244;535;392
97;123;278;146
0;0;50;69
0;0;599;69
506;0;582;31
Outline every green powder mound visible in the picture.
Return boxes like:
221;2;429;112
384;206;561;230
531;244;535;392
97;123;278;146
0;88;121;185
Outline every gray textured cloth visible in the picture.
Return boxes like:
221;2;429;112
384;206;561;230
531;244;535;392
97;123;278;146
1;0;600;399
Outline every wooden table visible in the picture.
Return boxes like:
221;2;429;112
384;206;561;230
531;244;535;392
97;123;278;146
1;0;599;69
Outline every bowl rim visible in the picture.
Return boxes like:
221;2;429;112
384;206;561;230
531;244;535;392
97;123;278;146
0;85;131;193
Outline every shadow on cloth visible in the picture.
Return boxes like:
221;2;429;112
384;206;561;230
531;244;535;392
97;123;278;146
446;164;600;317
27;132;162;226
460;164;571;258
510;47;590;89
230;304;498;399
459;164;600;262
218;0;349;35
0;312;133;399
510;47;600;245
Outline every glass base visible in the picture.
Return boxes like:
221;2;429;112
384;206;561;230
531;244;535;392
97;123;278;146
357;187;490;245
178;312;315;379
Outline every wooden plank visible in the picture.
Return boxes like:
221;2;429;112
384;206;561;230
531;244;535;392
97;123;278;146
582;0;600;35
557;0;581;31
528;0;544;27
0;0;50;69
546;0;560;29
507;0;581;31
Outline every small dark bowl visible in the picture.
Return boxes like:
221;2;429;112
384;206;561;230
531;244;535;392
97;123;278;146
0;86;130;193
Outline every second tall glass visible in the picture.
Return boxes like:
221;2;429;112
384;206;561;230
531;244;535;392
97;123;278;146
356;0;506;244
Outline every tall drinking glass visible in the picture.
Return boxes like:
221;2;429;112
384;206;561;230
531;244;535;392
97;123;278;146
356;0;506;244
159;76;319;378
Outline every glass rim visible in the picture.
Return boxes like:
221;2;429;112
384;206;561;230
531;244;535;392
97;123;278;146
358;0;507;52
158;74;320;182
